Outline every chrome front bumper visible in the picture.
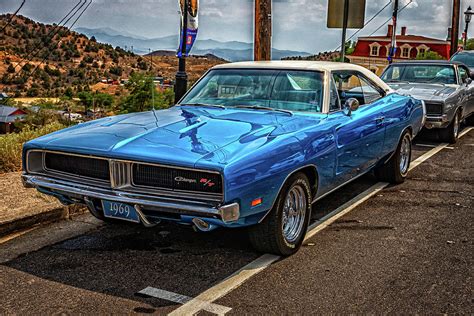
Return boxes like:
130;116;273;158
425;114;450;129
22;174;240;224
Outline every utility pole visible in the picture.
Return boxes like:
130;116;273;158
175;0;189;102
149;48;155;108
388;0;399;64
340;0;350;62
450;0;461;57
254;0;272;61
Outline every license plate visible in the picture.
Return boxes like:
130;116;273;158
102;200;140;223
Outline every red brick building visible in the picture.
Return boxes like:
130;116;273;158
348;25;451;75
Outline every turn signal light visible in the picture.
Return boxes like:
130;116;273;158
251;198;262;207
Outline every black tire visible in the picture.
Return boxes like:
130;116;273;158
248;172;312;256
439;111;461;144
375;130;412;184
465;113;474;126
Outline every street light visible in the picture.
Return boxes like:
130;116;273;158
464;6;473;50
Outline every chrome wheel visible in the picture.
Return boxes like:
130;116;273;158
282;185;307;244
399;135;411;176
453;113;460;139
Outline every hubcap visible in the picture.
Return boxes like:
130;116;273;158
399;135;411;175
282;185;307;244
453;114;459;138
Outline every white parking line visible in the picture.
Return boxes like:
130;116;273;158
459;127;474;137
170;127;474;316
138;287;232;315
415;143;437;148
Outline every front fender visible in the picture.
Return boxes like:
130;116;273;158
222;135;306;226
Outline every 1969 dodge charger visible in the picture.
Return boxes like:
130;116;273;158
22;61;425;255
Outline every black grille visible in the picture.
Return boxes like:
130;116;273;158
44;153;110;181
133;164;222;194
425;102;443;116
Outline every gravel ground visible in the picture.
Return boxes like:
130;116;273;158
0;172;61;224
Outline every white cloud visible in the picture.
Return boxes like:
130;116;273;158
1;0;470;54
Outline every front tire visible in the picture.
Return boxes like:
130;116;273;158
440;111;461;144
375;130;412;184
248;172;312;256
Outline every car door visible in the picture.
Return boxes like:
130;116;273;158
330;71;386;184
458;65;474;117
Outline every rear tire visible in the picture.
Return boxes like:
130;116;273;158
375;130;412;184
248;172;312;256
440;111;461;144
465;113;474;126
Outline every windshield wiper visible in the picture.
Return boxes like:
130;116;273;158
387;80;411;84
234;105;293;116
179;103;226;109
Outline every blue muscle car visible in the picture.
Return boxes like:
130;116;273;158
22;61;425;255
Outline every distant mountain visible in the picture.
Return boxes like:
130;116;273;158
0;15;226;97
75;27;149;40
74;27;311;62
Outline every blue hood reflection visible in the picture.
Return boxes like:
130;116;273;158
26;106;322;170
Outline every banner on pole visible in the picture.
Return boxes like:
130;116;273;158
178;0;199;57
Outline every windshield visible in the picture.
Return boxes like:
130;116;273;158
451;53;474;67
179;69;325;113
382;64;457;85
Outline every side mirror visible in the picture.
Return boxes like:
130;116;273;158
343;98;360;116
465;78;473;85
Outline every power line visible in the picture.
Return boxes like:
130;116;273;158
24;0;93;82
0;0;26;33
334;1;393;51
367;0;413;37
68;0;92;29
13;0;85;72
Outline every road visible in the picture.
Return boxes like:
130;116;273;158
0;128;472;315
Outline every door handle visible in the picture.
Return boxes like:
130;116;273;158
375;116;385;126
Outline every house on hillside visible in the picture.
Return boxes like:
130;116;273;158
0;105;27;133
0;92;9;101
348;25;451;75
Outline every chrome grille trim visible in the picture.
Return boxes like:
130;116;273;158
109;160;131;189
424;102;444;116
26;149;224;202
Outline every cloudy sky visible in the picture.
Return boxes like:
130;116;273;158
1;0;473;53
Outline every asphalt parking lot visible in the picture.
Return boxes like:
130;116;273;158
0;127;472;315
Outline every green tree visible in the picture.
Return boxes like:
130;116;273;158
77;91;114;112
7;64;15;73
77;91;93;111
64;87;74;99
119;73;175;113
416;51;443;60
119;73;155;113
465;38;474;50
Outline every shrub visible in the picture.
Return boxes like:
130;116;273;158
0;122;65;173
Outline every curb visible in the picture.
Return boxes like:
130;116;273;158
0;205;87;237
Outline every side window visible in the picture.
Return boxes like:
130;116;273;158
358;76;384;104
458;66;468;83
332;71;364;105
329;77;341;112
270;71;324;112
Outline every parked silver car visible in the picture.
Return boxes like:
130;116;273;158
451;50;474;74
381;61;474;143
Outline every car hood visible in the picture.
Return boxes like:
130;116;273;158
387;82;456;102
28;106;320;170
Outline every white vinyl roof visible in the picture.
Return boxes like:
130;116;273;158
212;61;392;92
